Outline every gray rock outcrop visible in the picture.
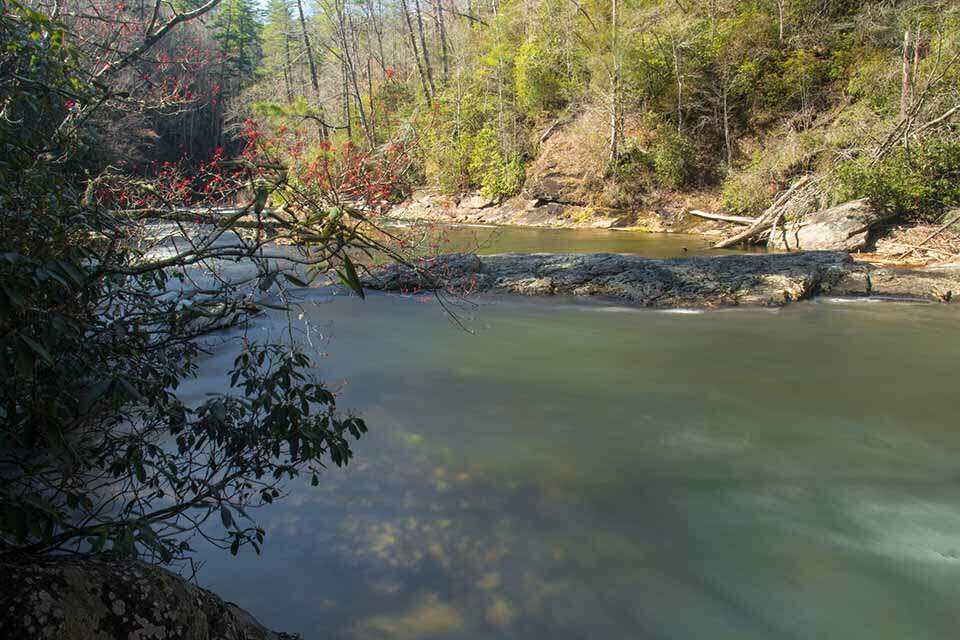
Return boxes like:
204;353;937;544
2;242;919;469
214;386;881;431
363;251;960;307
768;199;890;251
1;556;290;640
388;190;626;229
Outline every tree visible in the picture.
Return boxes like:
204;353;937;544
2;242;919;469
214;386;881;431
513;0;586;116
262;0;296;102
211;0;262;145
212;0;262;87
0;0;415;563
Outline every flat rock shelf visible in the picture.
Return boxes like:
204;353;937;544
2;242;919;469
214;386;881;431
363;251;960;307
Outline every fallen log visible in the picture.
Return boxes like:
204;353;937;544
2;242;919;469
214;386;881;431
688;210;757;225
714;174;813;249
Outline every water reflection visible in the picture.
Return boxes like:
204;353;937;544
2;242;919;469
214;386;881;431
185;292;960;640
399;223;730;257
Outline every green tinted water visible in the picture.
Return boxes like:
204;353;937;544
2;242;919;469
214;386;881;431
391;223;738;257
188;290;960;640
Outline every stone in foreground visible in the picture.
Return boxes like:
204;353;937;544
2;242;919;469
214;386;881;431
1;557;290;640
363;251;960;307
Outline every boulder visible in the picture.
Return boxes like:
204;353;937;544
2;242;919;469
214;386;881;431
767;198;889;251
0;556;291;640
459;193;494;210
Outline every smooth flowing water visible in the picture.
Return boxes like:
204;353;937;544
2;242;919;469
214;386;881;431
182;229;960;640
391;223;728;257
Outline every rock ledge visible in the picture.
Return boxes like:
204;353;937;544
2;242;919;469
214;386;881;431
364;251;960;307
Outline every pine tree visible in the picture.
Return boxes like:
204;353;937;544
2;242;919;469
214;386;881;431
261;0;296;102
211;0;263;95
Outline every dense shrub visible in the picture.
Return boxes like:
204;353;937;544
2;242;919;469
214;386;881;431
651;128;696;190
513;0;585;116
468;127;524;201
603;145;655;206
834;137;960;222
721;165;773;215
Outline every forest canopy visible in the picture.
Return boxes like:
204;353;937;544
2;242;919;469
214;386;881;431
2;0;959;565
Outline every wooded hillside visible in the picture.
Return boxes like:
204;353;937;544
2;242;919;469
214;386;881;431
22;0;960;221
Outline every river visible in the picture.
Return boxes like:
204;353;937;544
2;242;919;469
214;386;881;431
184;226;960;639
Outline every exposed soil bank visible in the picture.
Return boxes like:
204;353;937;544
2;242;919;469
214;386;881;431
389;189;726;235
364;251;960;307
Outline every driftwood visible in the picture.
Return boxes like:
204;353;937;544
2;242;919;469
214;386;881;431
888;243;954;258
688;210;757;225
538;117;569;144
897;209;960;259
713;174;813;249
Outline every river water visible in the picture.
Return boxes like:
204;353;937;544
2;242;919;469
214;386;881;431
184;227;960;639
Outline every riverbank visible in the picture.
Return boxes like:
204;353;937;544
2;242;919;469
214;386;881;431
388;192;960;268
363;251;960;307
389;189;729;235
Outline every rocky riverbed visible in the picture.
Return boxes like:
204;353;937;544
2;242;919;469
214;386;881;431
363;251;960;307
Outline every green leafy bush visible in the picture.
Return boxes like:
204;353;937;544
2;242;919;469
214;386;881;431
651;129;695;190
721;167;772;215
512;0;585;116
514;39;584;116
468;127;525;201
603;145;655;206
834;137;960;222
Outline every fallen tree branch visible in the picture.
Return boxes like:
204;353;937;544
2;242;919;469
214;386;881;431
887;243;955;258
911;105;959;138
713;175;812;249
897;209;960;260
688;210;756;225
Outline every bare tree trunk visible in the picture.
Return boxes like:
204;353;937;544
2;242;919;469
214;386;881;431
283;31;294;103
608;0;621;162
911;24;921;96
365;0;387;73
435;0;450;85
674;44;685;131
776;0;784;42
296;0;328;138
400;0;432;101
342;10;374;145
367;57;377;141
713;175;813;248
900;28;911;121
413;0;436;95
722;79;731;167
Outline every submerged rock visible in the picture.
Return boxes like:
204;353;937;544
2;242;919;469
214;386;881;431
0;556;290;640
363;251;960;307
768;199;890;251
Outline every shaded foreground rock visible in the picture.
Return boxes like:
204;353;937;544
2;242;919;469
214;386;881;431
1;556;291;640
767;198;891;251
364;251;960;307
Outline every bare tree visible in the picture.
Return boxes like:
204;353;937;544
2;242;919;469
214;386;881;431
295;0;329;138
413;0;437;95
400;0;432;100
